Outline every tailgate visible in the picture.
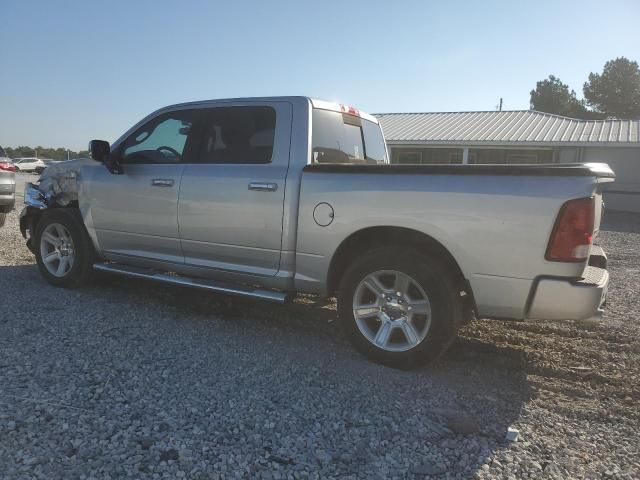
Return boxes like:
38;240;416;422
589;163;616;235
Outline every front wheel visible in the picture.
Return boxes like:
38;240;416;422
34;209;95;288
0;213;6;228
338;247;463;368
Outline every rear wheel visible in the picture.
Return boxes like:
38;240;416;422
338;247;463;368
35;209;95;288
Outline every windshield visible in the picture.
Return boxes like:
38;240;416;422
311;109;387;164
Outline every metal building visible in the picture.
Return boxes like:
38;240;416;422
376;110;640;212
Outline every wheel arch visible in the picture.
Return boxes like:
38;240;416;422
326;226;476;312
20;203;81;254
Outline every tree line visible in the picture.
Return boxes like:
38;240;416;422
530;57;640;120
2;146;89;161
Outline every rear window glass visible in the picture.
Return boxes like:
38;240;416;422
312;109;387;164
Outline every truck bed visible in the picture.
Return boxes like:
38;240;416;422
304;162;616;177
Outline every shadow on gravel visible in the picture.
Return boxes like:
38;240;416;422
1;264;535;477
98;272;535;475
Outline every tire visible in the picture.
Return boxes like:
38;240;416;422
34;209;95;288
0;213;5;228
337;247;463;368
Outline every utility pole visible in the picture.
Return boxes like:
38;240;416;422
67;149;70;161
499;98;503;111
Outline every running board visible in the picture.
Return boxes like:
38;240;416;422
93;262;289;303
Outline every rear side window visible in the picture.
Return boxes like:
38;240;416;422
312;109;387;164
198;106;276;164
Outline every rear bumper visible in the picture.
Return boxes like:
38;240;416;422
526;248;608;323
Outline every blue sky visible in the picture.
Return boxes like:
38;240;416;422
1;0;639;150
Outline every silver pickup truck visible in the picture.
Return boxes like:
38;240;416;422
20;96;614;367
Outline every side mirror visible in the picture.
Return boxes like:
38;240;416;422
89;139;123;174
89;140;110;162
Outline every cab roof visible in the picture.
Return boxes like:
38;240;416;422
162;96;379;124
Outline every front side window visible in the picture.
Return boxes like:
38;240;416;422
121;110;197;164
312;109;387;164
198;106;276;164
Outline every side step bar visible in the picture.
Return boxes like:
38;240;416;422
93;262;290;303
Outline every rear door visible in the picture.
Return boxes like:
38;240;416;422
177;101;292;278
88;108;202;266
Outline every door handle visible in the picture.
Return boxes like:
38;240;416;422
248;182;278;192
151;179;174;187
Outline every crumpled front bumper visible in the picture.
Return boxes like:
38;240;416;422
526;247;609;323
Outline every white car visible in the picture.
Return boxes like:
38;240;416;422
13;157;46;173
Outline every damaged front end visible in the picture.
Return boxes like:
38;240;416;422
20;159;90;253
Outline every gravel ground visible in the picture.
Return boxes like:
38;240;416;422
1;173;639;479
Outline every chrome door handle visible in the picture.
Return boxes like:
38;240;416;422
151;179;174;187
248;182;278;192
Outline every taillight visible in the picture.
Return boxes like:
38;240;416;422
0;162;16;172
546;197;595;262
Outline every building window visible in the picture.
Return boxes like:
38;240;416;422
469;149;553;164
397;151;423;164
506;153;539;163
449;152;461;164
391;147;466;164
449;151;477;164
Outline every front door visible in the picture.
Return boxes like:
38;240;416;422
178;102;292;278
87;108;202;266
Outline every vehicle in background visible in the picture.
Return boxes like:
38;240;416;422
13;157;46;173
0;157;16;227
19;97;614;368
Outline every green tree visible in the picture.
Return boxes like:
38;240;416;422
583;57;640;119
3;145;89;160
530;75;592;118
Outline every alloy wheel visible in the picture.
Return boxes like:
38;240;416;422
40;223;75;277
352;270;432;352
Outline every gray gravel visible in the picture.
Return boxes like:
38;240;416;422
1;173;639;479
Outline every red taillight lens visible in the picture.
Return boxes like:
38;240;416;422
546;197;595;262
0;162;17;172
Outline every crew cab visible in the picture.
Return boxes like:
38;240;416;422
20;97;614;367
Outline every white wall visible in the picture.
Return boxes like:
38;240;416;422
583;147;640;213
